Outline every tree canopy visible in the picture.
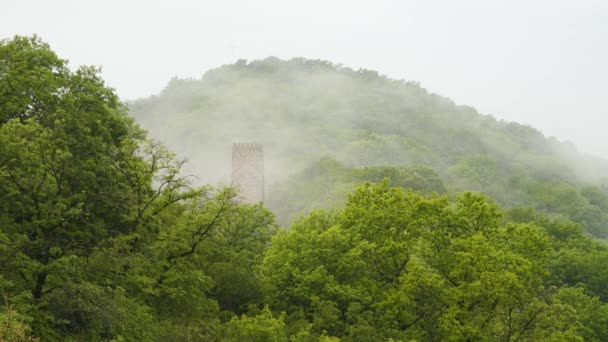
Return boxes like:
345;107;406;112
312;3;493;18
1;36;608;341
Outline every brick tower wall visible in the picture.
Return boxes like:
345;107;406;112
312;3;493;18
231;143;264;203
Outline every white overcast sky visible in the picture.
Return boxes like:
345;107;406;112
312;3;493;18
2;0;607;158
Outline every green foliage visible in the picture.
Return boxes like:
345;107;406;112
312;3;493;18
267;158;446;224
0;36;280;341
0;35;66;124
552;287;608;341
261;183;606;341
0;34;159;339
222;306;287;341
131;57;608;237
2;36;608;341
0;297;39;342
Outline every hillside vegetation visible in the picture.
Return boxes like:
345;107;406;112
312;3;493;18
131;57;608;237
2;36;608;341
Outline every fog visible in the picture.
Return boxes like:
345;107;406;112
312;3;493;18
127;57;608;224
6;4;608;339
2;0;608;159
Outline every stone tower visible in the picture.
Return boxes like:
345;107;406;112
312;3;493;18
231;143;264;203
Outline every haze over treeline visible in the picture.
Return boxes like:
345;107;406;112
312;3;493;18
131;57;608;237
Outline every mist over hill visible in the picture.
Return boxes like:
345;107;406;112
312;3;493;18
4;35;608;341
130;57;608;237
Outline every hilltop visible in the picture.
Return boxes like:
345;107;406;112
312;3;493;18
130;57;608;237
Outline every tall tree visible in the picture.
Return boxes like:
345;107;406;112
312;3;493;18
0;35;195;339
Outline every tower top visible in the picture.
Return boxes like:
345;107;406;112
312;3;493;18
232;142;263;152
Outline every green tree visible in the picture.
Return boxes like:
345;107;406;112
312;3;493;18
222;306;288;342
262;183;588;341
0;35;196;340
0;36;66;124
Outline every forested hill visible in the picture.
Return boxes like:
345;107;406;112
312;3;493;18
131;57;608;237
4;36;608;341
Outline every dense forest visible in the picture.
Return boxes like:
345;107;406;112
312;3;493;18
2;36;608;341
